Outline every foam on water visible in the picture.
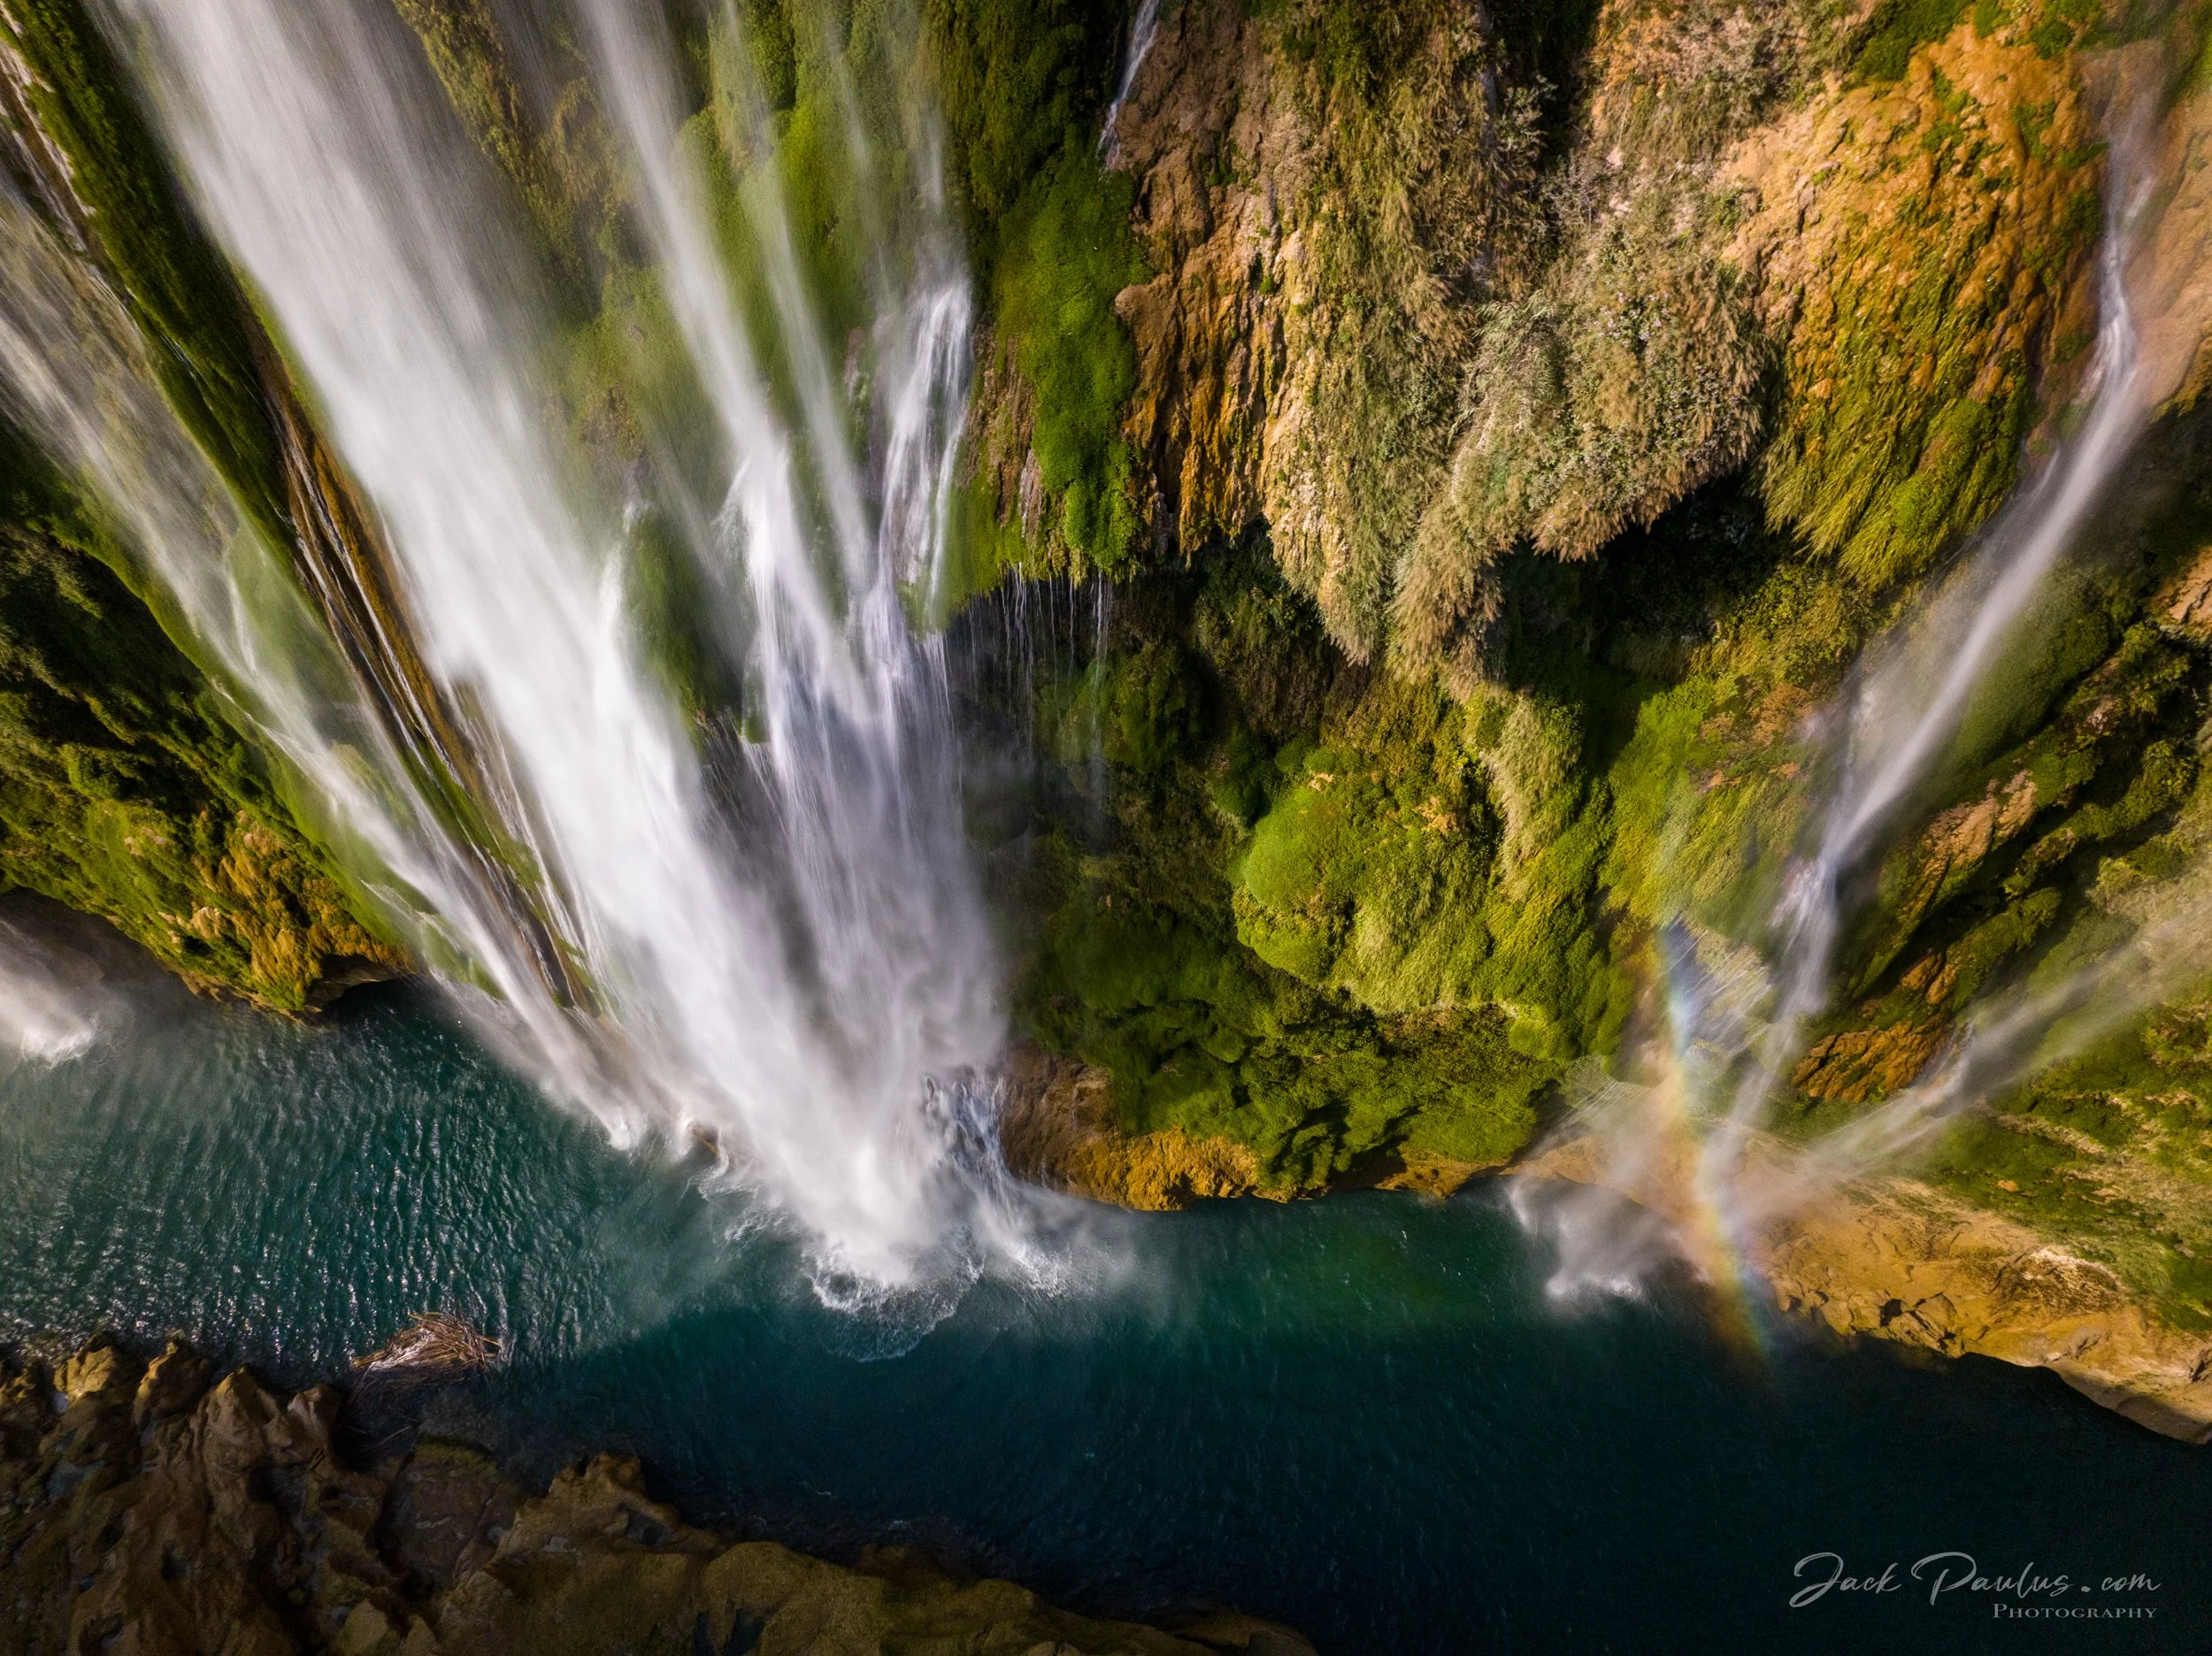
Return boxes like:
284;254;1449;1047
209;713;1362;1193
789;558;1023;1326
0;916;103;1064
30;0;1064;1301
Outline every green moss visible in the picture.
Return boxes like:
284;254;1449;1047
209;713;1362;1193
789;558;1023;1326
1761;41;2100;597
2024;0;2105;58
1394;205;1770;678
388;0;619;296
994;545;1622;1183
0;426;398;1008
1898;1003;2212;1327
1853;0;1971;82
1262;0;1545;660
1023;878;1556;1188
622;510;743;732
925;0;1123;274
741;0;801;113
1386;0;1839;679
985;143;1148;574
2;0;296;550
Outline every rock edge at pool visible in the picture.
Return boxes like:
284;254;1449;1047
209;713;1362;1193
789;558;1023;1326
0;1337;1314;1656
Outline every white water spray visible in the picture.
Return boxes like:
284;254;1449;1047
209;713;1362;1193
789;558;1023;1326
88;0;1042;1298
0;916;104;1063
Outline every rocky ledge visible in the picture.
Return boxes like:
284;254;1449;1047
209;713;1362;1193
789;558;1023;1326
995;1047;1491;1209
0;1338;1312;1656
1525;1136;2212;1445
1000;1049;2212;1445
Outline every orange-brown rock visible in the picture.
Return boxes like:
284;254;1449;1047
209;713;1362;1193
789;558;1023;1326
997;1045;1267;1210
1792;1018;1948;1105
1758;1179;2212;1444
1107;0;1280;567
1521;1134;2212;1444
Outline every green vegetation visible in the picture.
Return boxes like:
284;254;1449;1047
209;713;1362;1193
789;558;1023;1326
927;0;1124;272
0;0;434;1006
1915;1006;2212;1330
1761;37;2102;593
1;0;296;550
933;0;1147;579
388;0;620;294
1392;174;1767;679
1262;0;1543;661
1024;854;1557;1186
1854;0;1972;81
1384;0;1839;679
984;148;1147;572
994;544;1639;1187
0;426;400;1009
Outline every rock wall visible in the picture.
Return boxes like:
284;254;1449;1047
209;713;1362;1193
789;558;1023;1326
976;0;2212;1400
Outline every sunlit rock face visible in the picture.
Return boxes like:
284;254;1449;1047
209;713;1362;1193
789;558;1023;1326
964;1;2212;1407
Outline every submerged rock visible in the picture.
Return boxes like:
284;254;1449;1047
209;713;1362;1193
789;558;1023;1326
0;1337;1314;1656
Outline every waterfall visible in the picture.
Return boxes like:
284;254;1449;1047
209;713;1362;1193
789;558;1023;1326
1518;87;2169;1300
0;172;550;1010
1693;94;2157;1208
1101;0;1161;165
19;0;1039;1300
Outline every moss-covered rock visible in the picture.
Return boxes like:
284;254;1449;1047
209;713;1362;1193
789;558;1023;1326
0;427;403;1011
962;6;2212;1381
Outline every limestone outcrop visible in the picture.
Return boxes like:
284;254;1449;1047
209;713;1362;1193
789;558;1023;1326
1521;1131;2212;1445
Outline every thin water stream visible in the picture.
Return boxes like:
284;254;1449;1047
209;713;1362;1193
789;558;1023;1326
1521;80;2186;1295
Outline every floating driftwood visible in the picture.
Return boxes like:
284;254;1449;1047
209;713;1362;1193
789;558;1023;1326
350;1311;501;1390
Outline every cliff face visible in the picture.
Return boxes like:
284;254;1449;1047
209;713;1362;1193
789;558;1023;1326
1524;1129;2212;1443
0;1338;1314;1656
969;0;2212;1425
0;438;403;1011
994;1;2211;1186
1080;1;2114;664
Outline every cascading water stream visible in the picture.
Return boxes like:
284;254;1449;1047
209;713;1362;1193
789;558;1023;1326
0;170;557;1016
1520;84;2170;1300
563;0;1024;1292
1101;0;1161;164
1693;94;2156;1207
23;0;1059;1304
